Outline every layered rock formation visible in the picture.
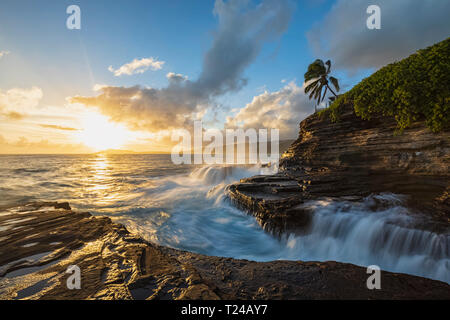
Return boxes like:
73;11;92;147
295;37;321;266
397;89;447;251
1;202;449;300
227;102;449;235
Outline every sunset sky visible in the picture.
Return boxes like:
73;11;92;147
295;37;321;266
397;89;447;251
1;0;449;153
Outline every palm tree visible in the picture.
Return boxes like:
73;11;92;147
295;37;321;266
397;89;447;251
304;59;340;112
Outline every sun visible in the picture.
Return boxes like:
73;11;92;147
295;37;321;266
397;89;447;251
75;112;131;151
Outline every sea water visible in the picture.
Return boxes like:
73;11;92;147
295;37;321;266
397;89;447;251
0;154;448;283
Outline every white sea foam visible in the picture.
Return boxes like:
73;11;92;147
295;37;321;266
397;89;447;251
0;155;448;283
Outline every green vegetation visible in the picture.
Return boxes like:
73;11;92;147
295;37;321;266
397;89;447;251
304;59;340;113
325;38;450;132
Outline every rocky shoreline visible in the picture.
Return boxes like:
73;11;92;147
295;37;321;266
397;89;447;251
1;101;449;300
1;102;450;300
0;201;449;300
227;102;449;235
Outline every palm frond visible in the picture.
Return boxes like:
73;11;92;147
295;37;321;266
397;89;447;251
329;76;340;92
325;60;331;74
304;59;326;82
314;84;323;100
304;79;320;94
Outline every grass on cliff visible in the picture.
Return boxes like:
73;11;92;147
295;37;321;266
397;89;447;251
322;38;450;132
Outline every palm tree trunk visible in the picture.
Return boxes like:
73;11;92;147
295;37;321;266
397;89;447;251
326;84;337;97
316;91;322;113
321;86;328;103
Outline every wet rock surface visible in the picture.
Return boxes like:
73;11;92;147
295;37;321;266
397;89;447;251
1;202;449;300
227;104;450;235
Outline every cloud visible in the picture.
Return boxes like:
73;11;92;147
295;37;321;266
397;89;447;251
307;0;450;71
71;85;203;132
0;51;10;59
195;0;293;95
108;57;165;76
226;81;315;138
71;0;293;133
0;134;91;154
0;86;43;119
39;124;79;131
166;72;188;84
4;111;25;120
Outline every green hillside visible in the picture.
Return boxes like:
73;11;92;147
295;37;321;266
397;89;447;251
325;38;450;132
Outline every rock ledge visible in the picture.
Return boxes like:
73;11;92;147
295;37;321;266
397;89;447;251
0;202;449;300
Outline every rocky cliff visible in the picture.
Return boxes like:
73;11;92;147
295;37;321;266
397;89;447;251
1;202;449;300
228;39;450;236
227;102;449;235
2;113;448;300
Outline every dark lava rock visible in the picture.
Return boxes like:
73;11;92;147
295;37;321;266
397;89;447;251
227;103;450;235
0;202;449;300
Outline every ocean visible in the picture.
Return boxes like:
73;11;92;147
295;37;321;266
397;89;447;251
0;154;448;283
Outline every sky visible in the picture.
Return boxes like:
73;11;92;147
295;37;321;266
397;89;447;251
0;0;449;153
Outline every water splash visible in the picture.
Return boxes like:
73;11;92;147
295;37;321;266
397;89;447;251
282;194;449;283
120;164;450;283
0;155;448;283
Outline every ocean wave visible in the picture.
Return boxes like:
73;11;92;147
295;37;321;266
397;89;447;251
1;155;448;283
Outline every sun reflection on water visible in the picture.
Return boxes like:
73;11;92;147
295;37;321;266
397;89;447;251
77;155;114;205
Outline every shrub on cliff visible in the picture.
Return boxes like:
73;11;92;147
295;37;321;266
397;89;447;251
327;38;450;132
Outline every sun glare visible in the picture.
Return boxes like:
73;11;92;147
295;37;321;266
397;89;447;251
75;112;131;151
